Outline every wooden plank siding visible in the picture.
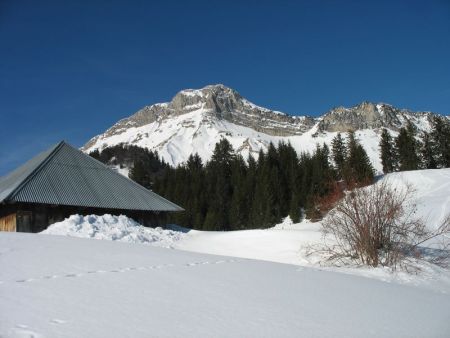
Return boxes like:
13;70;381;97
0;213;16;232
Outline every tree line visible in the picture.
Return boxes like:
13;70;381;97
379;115;450;173
90;131;374;230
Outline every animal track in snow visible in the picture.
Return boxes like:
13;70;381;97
2;259;239;286
8;326;43;338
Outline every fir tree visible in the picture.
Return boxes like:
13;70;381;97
420;132;437;169
430;115;450;168
395;122;420;171
229;155;248;230
345;131;375;186
331;133;347;179
203;138;235;231
379;128;396;173
129;160;151;188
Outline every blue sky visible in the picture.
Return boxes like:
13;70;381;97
1;0;449;175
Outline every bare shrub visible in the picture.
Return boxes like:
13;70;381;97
322;180;450;268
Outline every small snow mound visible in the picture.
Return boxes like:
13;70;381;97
272;216;294;229
41;214;185;248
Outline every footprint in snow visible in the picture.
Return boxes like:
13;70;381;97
50;319;67;325
8;326;43;338
42;275;57;279
16;279;34;283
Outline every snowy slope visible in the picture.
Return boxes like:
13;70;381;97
41;168;450;290
82;85;437;173
1;233;449;338
174;169;450;287
85;110;384;170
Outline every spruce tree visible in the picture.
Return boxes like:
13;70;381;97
331;133;347;179
379;128;396;174
229;155;248;230
420;132;437;169
395;122;420;171
345;131;375;186
430;115;450;168
203;138;235;231
129;160;151;188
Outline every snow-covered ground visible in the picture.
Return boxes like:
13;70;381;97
1;169;449;337
1;233;449;338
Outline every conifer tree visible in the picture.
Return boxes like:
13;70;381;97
345;132;375;185
379;128;396;174
395;122;420;171
430;115;450;168
420;132;437;169
203;138;235;231
129;160;151;188
331;133;347;179
229;154;248;230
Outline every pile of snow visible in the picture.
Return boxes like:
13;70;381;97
42;214;184;248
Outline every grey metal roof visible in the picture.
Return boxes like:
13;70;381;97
0;141;183;212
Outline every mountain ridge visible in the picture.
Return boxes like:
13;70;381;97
82;84;442;172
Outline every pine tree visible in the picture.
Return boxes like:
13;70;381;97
430;115;450;168
395;122;420;171
379;128;396;174
229;155;248;230
331;133;347;179
420;132;437;169
345;131;375;186
203;138;235;231
129;160;151;188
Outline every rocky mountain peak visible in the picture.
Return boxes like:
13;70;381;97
170;84;243;116
316;101;430;133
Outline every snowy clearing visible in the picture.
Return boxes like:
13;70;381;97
1;233;449;338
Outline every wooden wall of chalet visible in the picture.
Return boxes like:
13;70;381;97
0;213;16;232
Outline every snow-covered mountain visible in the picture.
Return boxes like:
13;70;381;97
82;84;438;172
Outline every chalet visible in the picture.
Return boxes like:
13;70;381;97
0;141;183;232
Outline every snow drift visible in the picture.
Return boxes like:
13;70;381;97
42;214;184;248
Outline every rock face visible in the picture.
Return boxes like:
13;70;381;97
317;101;434;133
82;84;440;171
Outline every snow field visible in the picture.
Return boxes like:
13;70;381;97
1;233;449;338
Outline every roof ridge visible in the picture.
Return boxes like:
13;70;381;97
7;141;65;201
